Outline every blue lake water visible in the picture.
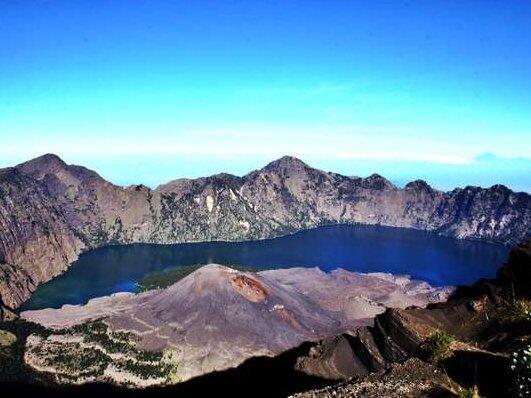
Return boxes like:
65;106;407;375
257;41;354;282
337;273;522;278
21;225;510;311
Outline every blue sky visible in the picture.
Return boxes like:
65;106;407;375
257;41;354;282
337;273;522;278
0;1;530;190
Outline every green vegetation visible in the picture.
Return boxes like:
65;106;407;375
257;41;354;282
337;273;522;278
457;386;479;398
0;185;11;200
510;345;531;398
24;318;178;385
116;359;173;379
0;329;17;348
72;319;108;334
0;319;52;383
75;321;141;355
492;298;531;324
137;263;264;291
44;343;111;378
421;331;455;364
471;297;531;353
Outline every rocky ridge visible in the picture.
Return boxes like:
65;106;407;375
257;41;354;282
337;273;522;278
1;154;529;317
290;358;459;398
291;241;531;397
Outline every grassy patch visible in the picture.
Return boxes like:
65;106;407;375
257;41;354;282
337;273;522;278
115;359;174;379
0;329;17;347
495;299;531;323
26;318;178;385
0;319;52;383
510;345;531;398
421;331;455;364
43;343;111;378
457;386;479;398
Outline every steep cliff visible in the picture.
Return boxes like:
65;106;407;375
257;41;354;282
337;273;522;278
1;154;529;316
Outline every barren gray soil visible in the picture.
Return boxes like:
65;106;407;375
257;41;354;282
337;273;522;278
21;264;451;384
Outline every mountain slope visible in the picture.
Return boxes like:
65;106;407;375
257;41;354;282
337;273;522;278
0;154;529;317
20;264;449;385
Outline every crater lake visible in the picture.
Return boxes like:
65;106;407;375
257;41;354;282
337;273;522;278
21;225;510;311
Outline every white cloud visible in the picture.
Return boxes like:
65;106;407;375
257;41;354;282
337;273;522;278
334;151;472;164
8;122;529;167
1;130;473;165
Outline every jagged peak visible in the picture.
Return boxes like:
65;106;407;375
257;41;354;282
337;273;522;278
18;153;66;168
33;153;63;162
488;184;510;192
16;153;68;176
15;153;106;184
449;184;518;196
127;183;151;192
40;153;62;160
405;179;434;192
208;172;241;182
361;173;395;190
262;155;309;172
157;172;242;194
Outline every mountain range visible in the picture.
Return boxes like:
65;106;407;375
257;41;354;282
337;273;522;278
0;154;529;318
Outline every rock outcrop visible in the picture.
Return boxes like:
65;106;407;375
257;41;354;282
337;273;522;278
1;154;529;317
291;358;459;398
293;241;531;397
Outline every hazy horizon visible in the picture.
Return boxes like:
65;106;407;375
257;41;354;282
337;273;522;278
1;1;530;191
3;151;530;193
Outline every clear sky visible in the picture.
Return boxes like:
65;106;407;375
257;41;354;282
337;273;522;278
1;1;530;190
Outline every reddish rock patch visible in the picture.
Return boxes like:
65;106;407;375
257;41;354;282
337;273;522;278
230;274;268;302
274;307;309;333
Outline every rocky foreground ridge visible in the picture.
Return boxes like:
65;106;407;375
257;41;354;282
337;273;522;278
1;154;529;317
291;240;531;397
20;266;449;385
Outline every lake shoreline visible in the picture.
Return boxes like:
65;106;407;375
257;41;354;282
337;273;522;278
21;225;510;311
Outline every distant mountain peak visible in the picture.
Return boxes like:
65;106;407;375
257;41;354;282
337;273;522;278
361;173;395;190
16;153;67;178
20;153;66;167
263;155;309;171
15;153;104;184
475;152;498;162
488;184;510;192
405;179;434;193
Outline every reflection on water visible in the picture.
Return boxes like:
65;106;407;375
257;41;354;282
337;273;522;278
21;225;510;310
